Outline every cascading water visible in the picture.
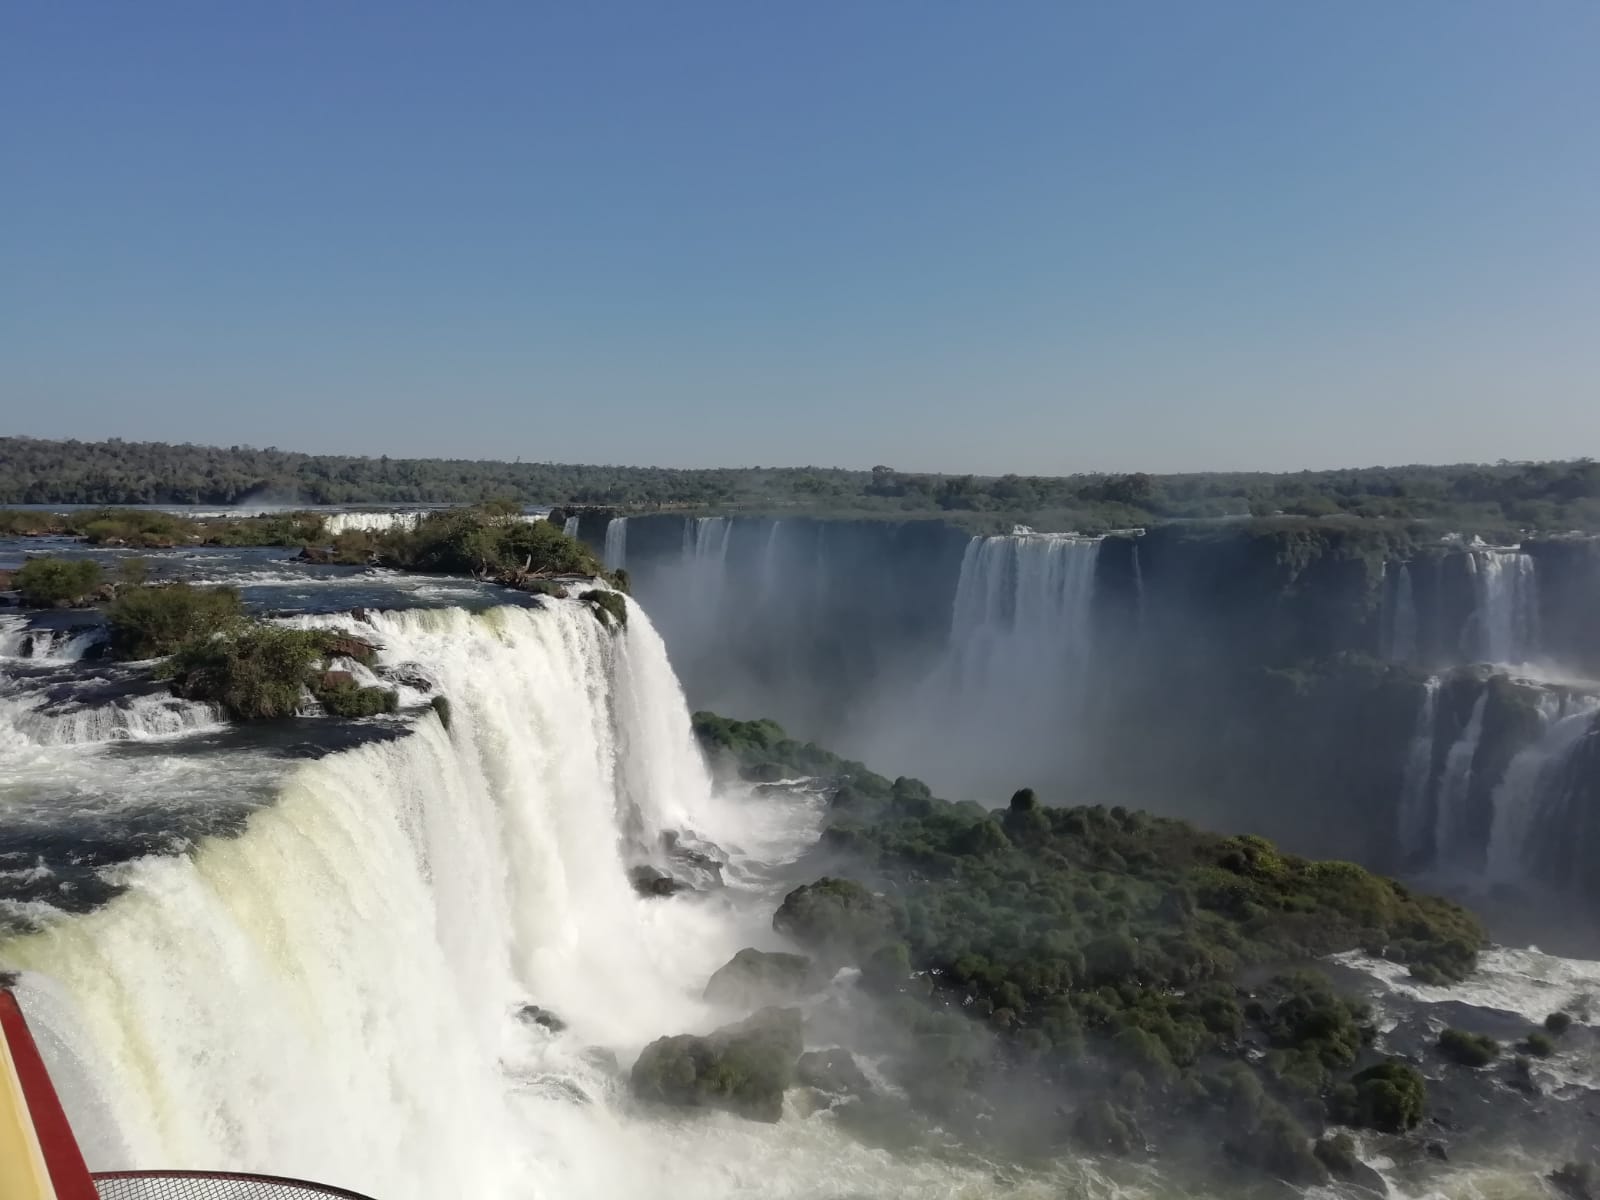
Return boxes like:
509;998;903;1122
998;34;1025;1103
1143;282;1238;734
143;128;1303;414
563;515;580;539
0;594;1081;1200
1432;690;1487;865
0;600;776;1199
1396;677;1441;856
1486;697;1600;883
322;510;428;536
1464;550;1540;665
1387;563;1418;664
603;516;627;570
883;533;1101;797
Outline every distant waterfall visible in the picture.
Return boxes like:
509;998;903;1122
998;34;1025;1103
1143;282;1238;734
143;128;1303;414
1387;564;1418;663
1396;677;1441;854
1486;697;1600;882
563;516;580;538
683;517;734;618
1433;690;1488;863
603;516;628;570
916;533;1101;795
1464;550;1540;665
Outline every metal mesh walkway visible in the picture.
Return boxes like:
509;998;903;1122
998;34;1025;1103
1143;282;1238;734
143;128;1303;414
93;1172;378;1200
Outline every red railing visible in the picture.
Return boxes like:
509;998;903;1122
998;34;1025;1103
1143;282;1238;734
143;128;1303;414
93;1172;379;1200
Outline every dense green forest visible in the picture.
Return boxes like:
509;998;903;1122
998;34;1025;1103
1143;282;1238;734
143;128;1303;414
4;436;1599;533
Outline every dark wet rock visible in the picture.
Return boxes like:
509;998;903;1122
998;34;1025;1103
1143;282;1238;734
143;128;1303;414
581;1046;620;1077
797;1048;871;1098
319;670;356;690
1315;1134;1388;1196
516;1004;566;1032
631;1007;803;1123
297;546;333;564
660;830;726;889
704;948;821;1008
1552;1162;1599;1200
1425;1141;1449;1162
389;664;435;693
323;635;378;663
349;607;373;625
628;864;688;898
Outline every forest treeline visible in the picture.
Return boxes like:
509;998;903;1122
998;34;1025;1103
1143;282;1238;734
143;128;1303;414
4;436;1598;532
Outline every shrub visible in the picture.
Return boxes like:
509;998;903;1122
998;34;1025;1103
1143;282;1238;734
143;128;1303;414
1546;1011;1574;1035
1330;1060;1426;1132
163;624;330;720
1523;1029;1557;1057
1438;1028;1500;1067
106;583;244;659
314;679;398;718
15;557;101;607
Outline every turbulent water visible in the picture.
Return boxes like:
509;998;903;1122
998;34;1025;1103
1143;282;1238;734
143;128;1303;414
0;577;1102;1199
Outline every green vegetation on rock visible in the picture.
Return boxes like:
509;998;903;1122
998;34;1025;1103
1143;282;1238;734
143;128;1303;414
687;712;1486;1181
630;1007;803;1123
1437;1028;1500;1068
107;582;245;659
14;557;102;608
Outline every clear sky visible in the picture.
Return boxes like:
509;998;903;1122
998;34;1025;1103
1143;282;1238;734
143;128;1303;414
2;1;1597;474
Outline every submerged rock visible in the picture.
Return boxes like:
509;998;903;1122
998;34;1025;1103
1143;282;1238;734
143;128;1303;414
628;864;688;898
703;948;820;1008
516;1004;566;1033
630;1006;804;1123
796;1048;871;1098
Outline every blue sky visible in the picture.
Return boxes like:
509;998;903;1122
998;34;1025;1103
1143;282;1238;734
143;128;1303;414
2;1;1596;473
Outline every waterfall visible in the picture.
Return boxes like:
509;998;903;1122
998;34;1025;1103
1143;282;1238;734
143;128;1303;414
603;516;627;570
916;533;1100;794
563;515;580;539
0;599;758;1200
1130;542;1146;629
1464;550;1540;665
322;510;427;536
759;520;784;606
1388;564;1418;663
682;517;734;626
1486;697;1600;883
1433;689;1488;864
1396;677;1440;854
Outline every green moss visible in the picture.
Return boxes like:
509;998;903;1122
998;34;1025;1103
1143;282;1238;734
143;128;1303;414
580;589;627;628
430;694;452;730
630;1007;803;1122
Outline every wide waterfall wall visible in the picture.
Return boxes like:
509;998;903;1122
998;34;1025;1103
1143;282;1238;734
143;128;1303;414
608;516;1600;903
1;601;750;1200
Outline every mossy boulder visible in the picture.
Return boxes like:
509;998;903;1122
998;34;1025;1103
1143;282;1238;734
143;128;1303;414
630;1007;803;1122
704;948;821;1008
1315;1133;1388;1196
773;877;896;965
